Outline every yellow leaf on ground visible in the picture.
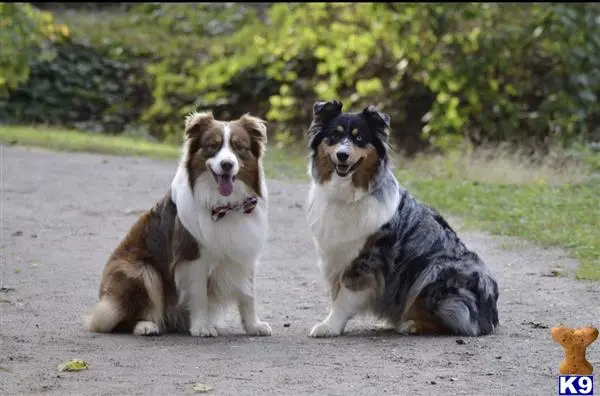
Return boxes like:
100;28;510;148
192;383;214;393
57;359;88;372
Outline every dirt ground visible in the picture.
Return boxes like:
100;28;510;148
1;145;599;396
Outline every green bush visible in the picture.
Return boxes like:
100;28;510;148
138;3;600;152
0;37;151;133
0;3;66;95
2;3;600;154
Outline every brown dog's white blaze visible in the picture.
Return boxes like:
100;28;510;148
182;112;268;197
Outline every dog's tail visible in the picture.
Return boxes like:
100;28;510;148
85;298;123;333
434;286;499;336
405;266;499;336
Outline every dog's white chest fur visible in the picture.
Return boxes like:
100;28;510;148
306;174;399;284
170;165;269;322
171;168;268;264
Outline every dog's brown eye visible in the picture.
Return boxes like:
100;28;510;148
204;143;220;152
232;143;250;153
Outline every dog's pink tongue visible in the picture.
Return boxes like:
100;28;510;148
218;175;234;196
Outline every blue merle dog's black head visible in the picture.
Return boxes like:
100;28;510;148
306;100;391;189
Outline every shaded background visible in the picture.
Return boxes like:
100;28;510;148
2;3;600;156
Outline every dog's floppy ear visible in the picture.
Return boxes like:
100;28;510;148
312;100;343;123
184;111;214;139
363;105;392;158
363;105;390;130
238;113;268;158
306;100;342;148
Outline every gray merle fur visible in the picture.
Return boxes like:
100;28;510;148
309;100;500;336
351;188;500;336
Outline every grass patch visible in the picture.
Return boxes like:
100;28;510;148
0;125;180;160
1;124;598;280
0;124;308;181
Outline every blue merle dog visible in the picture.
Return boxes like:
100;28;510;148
305;100;499;337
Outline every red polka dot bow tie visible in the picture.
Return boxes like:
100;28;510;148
211;196;258;222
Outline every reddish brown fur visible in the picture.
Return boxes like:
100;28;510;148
316;142;335;183
229;115;267;197
90;194;198;333
399;297;448;335
185;114;223;189
351;145;379;190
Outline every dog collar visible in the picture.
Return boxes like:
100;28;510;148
211;196;258;221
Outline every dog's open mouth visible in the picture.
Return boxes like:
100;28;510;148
211;170;237;197
335;158;363;177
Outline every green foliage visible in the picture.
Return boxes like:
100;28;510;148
0;38;151;134
0;3;67;95
138;3;600;150
3;3;600;152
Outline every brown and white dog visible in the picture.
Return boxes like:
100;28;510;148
86;112;272;337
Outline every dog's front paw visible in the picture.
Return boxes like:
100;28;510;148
244;321;272;337
133;321;160;336
309;321;342;338
189;322;218;337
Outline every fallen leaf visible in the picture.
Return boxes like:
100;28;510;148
192;383;214;393
58;359;89;372
541;269;562;277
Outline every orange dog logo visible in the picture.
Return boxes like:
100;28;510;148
551;325;598;375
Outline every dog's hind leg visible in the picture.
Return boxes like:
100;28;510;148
132;266;165;336
86;298;123;333
87;262;166;336
395;297;447;335
420;273;499;336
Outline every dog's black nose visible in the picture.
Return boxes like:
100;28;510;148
220;160;234;172
336;151;349;163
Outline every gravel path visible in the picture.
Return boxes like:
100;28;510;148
1;145;599;396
